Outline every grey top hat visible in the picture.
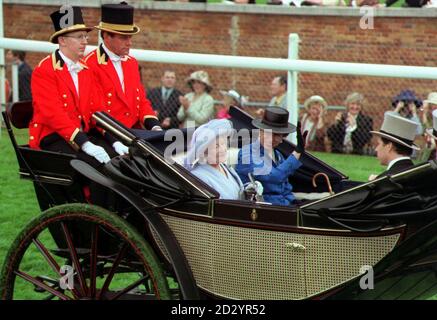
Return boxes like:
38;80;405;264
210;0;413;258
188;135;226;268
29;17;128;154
425;109;437;140
371;111;420;150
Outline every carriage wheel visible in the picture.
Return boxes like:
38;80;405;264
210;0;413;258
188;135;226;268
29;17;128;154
0;203;172;300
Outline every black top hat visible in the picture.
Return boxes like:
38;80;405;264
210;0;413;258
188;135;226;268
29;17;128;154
252;107;296;134
49;6;92;44
95;2;140;35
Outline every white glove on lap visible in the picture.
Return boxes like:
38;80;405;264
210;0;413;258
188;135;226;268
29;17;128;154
112;141;129;155
81;141;111;164
253;181;264;195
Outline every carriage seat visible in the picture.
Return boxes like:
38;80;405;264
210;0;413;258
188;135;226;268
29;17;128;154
4;101;77;185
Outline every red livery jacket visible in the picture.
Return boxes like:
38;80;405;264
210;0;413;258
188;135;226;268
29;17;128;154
84;44;159;129
29;50;102;150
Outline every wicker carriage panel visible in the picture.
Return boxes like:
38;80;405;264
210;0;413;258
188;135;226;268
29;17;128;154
303;233;400;297
153;214;400;299
151;216;215;290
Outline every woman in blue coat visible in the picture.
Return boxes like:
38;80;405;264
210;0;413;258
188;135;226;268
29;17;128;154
235;107;306;206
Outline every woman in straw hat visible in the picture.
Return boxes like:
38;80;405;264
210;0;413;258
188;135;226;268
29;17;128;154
300;95;328;152
177;70;215;128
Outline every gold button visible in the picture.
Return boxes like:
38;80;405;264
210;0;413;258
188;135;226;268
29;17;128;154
62;94;67;99
136;97;140;101
64;103;67;107
125;112;130;116
107;110;111;113
30;136;34;140
107;93;112;98
78;115;82;119
107;101;111;105
136;88;139;92
33;123;38;128
137;105;139;109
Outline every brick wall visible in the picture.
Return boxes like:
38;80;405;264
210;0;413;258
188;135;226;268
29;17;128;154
4;3;437;132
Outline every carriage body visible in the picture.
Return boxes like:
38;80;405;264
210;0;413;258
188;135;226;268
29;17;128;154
2;102;437;300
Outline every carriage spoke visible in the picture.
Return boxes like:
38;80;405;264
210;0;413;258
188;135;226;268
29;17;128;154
32;238;81;299
109;276;149;301
14;270;71;300
98;243;129;300
89;225;99;299
61;222;88;297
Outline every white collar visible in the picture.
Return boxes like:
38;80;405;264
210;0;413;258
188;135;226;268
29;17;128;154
387;156;411;170
102;43;126;62
58;50;82;72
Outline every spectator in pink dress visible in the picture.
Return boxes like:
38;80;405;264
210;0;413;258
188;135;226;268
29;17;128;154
216;89;245;119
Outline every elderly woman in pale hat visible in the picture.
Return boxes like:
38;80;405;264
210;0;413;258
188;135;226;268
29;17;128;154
184;119;244;200
177;70;215;128
299;95;328;152
327;92;373;155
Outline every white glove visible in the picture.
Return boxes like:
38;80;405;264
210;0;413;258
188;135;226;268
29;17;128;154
112;141;129;155
254;181;264;195
81;141;111;164
151;125;163;131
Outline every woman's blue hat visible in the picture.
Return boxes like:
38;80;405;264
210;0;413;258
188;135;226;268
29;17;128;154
392;90;422;108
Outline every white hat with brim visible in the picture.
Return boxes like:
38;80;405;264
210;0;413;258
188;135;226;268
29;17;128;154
303;95;327;110
424;92;437;106
220;90;241;105
370;111;420;151
183;119;234;171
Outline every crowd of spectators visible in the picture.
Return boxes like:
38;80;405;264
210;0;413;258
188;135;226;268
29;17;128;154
145;69;436;161
156;0;437;7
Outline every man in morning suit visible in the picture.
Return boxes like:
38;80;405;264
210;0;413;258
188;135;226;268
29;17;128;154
85;2;161;132
368;112;419;180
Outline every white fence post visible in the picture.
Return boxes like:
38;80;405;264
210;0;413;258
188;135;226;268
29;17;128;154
287;33;300;145
12;62;18;102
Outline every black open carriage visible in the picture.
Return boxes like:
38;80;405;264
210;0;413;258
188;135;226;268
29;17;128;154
2;102;437;300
